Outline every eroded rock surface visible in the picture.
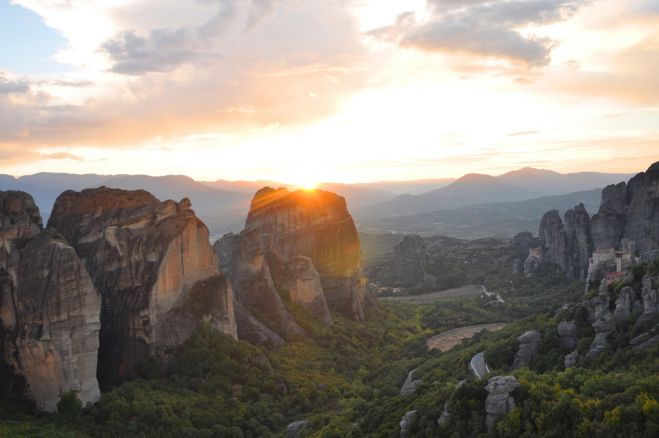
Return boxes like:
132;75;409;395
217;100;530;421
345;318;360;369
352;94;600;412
374;234;434;287
399;410;418;438
400;368;422;396
48;187;236;387
485;376;517;431
513;330;541;369
0;191;100;412
216;187;369;343
557;321;577;351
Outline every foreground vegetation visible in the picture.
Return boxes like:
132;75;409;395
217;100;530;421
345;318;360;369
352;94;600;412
1;263;658;437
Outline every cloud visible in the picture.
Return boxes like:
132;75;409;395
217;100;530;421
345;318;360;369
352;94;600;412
0;0;369;148
372;0;588;68
102;0;281;75
0;73;30;95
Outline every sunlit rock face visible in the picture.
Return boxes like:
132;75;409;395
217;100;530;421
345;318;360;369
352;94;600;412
0;191;100;412
215;187;368;343
48;187;236;388
245;187;367;320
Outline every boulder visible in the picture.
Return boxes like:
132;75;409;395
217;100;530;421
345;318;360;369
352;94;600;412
400;369;422;396
485;376;517;431
513;330;541;369
48;188;236;387
557;321;577;351
586;312;615;359
564;350;578;368
399;410;418;438
613;287;635;322
286;420;310;438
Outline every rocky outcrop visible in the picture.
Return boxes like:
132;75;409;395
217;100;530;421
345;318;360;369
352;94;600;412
564;204;594;281
0;191;101;412
216;187;369;343
286;420;310;438
485;376;517;431
591;182;628;251
376;235;434;287
586;312;615;359
539;205;592;281
400;369;422;396
48;187;236;387
564;350;578;368
637;276;658;325
557;321;577;351
245;188;368;320
513;330;541;369
613;287;636;322
539;210;567;272
591;162;659;257
399;410;418;437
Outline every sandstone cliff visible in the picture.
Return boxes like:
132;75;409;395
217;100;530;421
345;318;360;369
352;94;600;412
538;204;593;281
591;161;659;257
215;187;368;343
0;191;100;412
48;187;236;387
369;234;434;288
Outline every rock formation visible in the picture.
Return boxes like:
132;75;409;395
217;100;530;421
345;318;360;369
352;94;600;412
0;191;100;412
399;410;418;437
586;312;615;359
286;420;310;438
613;287;636;322
374;234;434;287
485;376;517;431
513;330;541;369
538;205;593;281
564;350;578;368
216;187;369;343
637;276;658;325
48;187;236;387
400;369;422;396
591;161;659;257
557;321;577;351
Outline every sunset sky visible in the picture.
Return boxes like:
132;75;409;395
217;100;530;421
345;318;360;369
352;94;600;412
1;0;658;185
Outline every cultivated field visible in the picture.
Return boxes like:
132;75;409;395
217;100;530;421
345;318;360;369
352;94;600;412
426;323;507;352
379;285;481;303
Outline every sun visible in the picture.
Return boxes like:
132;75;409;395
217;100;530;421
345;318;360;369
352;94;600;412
295;178;319;191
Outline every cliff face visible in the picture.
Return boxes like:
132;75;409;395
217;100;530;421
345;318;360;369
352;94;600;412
591;162;659;257
0;191;100;412
371;235;434;288
538;204;593;281
245;188;367;320
215;187;368;343
48;187;236;387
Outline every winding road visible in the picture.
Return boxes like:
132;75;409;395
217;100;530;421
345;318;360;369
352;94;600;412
470;352;490;379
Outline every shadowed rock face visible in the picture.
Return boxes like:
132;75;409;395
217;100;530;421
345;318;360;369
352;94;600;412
371;234;434;288
48;187;236;388
590;162;659;257
539;204;592;281
0;191;100;412
246;187;367;320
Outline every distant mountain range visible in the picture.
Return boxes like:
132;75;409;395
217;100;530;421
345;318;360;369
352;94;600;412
356;188;603;239
0;167;636;238
356;168;634;218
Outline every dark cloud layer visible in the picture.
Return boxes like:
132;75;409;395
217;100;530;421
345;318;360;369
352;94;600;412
374;0;588;67
103;0;278;74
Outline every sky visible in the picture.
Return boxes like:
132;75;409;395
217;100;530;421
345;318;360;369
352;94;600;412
0;0;658;185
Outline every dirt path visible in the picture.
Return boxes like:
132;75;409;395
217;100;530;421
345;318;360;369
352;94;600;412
426;323;507;352
379;285;481;303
